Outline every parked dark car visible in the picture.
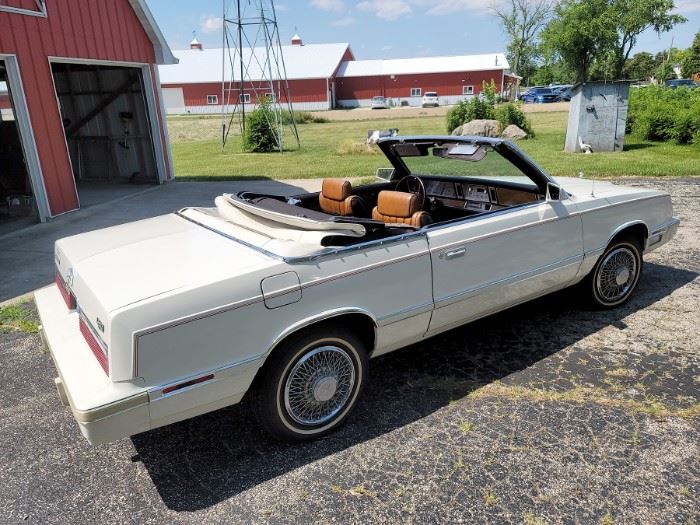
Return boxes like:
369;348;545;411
551;85;573;101
665;79;700;89
520;87;559;103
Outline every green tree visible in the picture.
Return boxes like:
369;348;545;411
531;42;572;85
493;0;552;78
542;0;685;83
242;97;279;152
623;52;656;80
541;0;617;83
608;0;685;79
655;61;676;82
682;31;700;78
589;49;619;81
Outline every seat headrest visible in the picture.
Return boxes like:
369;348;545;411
322;179;352;201
376;191;420;218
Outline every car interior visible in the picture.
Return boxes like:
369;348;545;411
231;142;546;247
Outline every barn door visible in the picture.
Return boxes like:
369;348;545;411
51;63;159;184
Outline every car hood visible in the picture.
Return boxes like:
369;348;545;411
55;213;271;315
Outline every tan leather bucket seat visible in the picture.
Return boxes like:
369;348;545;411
372;190;432;227
319;179;363;216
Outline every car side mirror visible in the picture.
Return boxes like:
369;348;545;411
546;182;565;201
376;168;395;181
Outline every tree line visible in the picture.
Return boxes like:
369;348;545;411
494;0;700;86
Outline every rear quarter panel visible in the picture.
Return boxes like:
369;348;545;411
128;234;432;389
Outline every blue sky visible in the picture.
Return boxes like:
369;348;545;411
147;0;700;60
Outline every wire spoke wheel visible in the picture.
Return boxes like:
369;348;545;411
284;346;356;426
595;246;638;304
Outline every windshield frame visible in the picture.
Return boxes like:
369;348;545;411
376;136;554;193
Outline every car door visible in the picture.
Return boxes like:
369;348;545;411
426;195;583;335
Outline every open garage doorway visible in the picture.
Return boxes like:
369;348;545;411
0;59;37;236
51;63;159;207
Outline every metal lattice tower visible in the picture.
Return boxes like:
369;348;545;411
221;0;299;152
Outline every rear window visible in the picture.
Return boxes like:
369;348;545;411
425;92;437;97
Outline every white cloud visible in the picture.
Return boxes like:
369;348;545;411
675;0;700;12
356;0;412;20
415;0;494;16
276;3;289;11
332;16;356;25
199;15;223;34
310;0;345;11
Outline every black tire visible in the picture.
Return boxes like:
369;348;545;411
585;236;643;309
252;325;368;442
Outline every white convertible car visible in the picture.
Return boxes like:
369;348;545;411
36;136;679;444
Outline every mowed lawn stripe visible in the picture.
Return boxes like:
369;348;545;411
168;111;700;180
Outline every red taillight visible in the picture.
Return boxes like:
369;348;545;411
80;317;108;375
55;272;76;309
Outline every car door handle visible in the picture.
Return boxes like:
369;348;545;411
441;247;466;260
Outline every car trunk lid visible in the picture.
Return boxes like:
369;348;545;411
55;213;272;344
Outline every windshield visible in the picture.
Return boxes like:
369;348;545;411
395;143;530;181
372;96;385;101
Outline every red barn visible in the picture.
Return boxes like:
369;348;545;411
159;37;354;113
335;53;515;107
0;0;176;229
160;40;517;113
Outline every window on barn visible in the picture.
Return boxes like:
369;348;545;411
239;93;251;104
463;85;474;95
0;0;46;17
206;95;218;105
410;87;422;97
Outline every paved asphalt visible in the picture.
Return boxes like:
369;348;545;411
0;179;698;524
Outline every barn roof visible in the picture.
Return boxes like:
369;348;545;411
336;53;510;78
128;0;177;64
158;43;352;84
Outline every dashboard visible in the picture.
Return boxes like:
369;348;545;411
425;180;541;213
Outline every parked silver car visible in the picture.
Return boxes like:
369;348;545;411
371;96;387;109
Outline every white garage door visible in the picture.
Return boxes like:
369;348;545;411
162;87;185;114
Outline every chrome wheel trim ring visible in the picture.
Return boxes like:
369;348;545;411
283;345;356;426
595;246;638;304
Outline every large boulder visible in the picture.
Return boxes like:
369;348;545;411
458;119;501;138
501;124;528;140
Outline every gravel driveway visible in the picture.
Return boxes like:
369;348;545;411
0;179;698;525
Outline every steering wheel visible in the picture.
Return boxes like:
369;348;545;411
395;175;427;210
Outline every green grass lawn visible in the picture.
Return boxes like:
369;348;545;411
168;111;700;180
